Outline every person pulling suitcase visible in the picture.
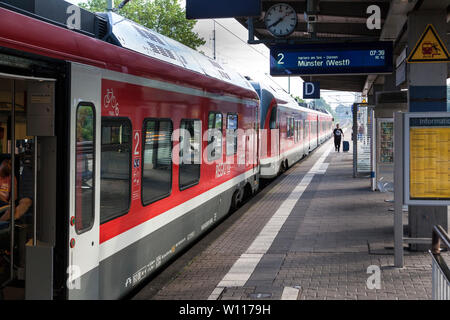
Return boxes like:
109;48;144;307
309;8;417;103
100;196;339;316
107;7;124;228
333;124;344;152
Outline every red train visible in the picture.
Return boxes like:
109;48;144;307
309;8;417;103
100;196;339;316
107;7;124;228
0;3;332;299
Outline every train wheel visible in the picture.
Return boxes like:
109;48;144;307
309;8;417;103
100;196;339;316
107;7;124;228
242;183;253;203
230;189;242;212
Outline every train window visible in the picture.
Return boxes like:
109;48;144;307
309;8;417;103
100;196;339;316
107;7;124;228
287;117;294;138
226;113;238;156
179;119;201;190
142;119;173;205
75;103;96;234
207;112;222;161
100;118;131;224
269;107;277;129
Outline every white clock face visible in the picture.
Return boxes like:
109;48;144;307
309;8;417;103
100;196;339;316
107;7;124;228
264;3;298;37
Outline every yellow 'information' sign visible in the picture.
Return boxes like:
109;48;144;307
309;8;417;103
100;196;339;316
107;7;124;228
407;24;450;63
410;127;450;199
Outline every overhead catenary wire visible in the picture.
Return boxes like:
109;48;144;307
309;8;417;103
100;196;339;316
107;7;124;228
211;19;270;61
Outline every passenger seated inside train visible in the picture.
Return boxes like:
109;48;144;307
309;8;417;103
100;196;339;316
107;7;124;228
0;158;33;229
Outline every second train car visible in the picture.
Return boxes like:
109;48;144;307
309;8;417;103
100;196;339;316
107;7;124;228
252;81;333;179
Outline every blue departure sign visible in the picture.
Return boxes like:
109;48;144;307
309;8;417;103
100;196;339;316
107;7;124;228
270;42;393;76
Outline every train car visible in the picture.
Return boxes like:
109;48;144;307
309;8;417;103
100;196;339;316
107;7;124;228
0;4;260;299
251;81;333;179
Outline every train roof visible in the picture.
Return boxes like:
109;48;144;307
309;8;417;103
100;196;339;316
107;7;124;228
0;1;257;100
102;12;255;93
251;80;331;117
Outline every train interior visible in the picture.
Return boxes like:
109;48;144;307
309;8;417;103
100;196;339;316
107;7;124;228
0;75;57;299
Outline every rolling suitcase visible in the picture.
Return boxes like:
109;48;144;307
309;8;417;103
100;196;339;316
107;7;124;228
343;140;349;152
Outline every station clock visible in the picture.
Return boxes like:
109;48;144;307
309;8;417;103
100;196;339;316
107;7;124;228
264;3;298;38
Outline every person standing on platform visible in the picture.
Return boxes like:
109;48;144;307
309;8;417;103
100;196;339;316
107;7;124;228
333;124;344;152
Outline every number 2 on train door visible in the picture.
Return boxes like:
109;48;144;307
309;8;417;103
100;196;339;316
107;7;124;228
132;130;141;200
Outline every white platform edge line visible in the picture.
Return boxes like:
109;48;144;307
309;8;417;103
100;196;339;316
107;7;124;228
208;144;332;299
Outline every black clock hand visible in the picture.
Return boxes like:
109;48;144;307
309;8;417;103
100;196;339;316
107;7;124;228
267;12;293;29
268;17;284;29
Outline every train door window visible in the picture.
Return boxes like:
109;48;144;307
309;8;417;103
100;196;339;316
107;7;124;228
292;120;295;141
294;120;298;142
286;118;290;137
179;119;201;190
226;113;238;156
301;121;304;141
75;103;96;233
207;112;222;161
269;107;277;129
304;120;308;139
142;119;173;205
100;118;131;223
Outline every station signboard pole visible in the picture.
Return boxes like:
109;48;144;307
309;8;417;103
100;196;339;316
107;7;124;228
394;112;404;267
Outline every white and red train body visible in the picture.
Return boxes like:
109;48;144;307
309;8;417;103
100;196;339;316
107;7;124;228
252;82;333;178
0;4;332;299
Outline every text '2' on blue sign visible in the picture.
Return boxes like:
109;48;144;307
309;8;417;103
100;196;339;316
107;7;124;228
186;0;261;19
303;82;320;99
270;42;393;76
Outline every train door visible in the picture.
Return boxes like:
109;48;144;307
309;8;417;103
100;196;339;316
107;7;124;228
305;119;310;152
67;63;101;299
316;115;319;147
0;73;58;300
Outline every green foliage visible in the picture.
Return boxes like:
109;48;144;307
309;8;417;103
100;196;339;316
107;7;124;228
314;98;337;118
292;96;305;104
80;0;206;50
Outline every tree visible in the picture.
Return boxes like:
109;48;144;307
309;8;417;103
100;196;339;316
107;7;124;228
314;98;337;118
80;0;206;50
292;95;305;104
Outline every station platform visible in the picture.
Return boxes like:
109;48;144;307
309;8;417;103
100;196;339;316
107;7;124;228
133;136;432;300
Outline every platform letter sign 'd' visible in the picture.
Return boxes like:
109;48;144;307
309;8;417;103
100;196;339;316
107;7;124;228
303;82;320;99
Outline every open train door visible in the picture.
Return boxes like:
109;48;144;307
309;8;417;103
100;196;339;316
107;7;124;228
67;63;101;299
0;71;61;300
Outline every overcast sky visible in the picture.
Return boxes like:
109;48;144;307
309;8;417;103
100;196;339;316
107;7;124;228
66;0;359;108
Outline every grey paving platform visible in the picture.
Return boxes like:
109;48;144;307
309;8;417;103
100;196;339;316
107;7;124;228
133;137;432;300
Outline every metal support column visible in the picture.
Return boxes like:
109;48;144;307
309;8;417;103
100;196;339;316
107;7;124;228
394;112;404;267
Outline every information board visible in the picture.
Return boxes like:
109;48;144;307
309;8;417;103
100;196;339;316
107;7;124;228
379;121;394;164
270;42;393;76
356;106;373;173
404;113;450;204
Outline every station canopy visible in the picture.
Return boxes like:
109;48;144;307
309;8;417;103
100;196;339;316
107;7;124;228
234;0;450;94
